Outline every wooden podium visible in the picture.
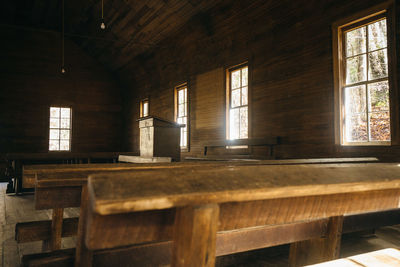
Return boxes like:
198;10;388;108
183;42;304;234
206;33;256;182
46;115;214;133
120;116;182;163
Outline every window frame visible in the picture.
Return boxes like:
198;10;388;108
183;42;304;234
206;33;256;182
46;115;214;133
48;106;72;152
174;83;189;151
333;1;398;146
140;98;149;118
226;63;250;141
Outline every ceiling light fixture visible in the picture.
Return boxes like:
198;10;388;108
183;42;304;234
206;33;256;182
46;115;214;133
100;0;106;30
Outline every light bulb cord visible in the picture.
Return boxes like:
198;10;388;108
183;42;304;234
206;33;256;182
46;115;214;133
62;0;65;68
102;0;104;19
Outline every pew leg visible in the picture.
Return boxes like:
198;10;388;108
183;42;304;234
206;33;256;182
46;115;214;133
75;185;93;267
172;204;219;267
289;216;343;267
42;208;64;251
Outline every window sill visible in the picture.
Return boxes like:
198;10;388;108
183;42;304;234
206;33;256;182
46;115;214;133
340;141;391;146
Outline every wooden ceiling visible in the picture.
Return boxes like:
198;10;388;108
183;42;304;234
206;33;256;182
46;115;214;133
0;0;223;72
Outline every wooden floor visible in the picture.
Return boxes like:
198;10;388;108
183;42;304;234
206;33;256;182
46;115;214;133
1;182;400;267
0;183;79;267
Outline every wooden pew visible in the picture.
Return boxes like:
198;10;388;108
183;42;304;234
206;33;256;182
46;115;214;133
22;162;151;189
203;137;281;157
74;163;400;267
3;151;124;193
16;157;378;252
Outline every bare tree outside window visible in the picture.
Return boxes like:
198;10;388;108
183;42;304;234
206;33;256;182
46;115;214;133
228;65;248;140
175;85;188;148
343;17;390;144
49;107;71;151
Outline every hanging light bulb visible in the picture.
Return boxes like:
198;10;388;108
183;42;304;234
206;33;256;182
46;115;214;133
61;66;66;74
100;0;106;30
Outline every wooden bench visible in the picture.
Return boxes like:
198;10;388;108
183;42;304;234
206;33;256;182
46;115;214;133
73;163;400;267
19;162;211;251
203;137;281;157
16;158;377;250
19;161;258;252
18;158;389;265
306;248;400;266
3;152;124;194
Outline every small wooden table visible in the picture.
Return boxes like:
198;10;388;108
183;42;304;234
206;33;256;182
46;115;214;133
77;163;400;267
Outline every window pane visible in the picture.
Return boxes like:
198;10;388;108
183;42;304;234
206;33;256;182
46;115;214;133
180;128;184;146
368;49;388;80
231;70;241;89
50;107;60;118
178;104;185;117
369;111;390;141
180;128;187;147
50;118;59;128
345;85;366;115
60;140;70;151
184;103;187;116
346;114;368;142
346;27;366;57
61;118;70;128
241;67;248;86
239;107;248;139
60;130;70;140
50;129;59;139
368;19;387;51
368;81;390;112
49;140;59;151
61;108;70;118
229;109;240;140
178;90;184;103
179;90;184;103
232;89;240;107
143;102;149;116
346;55;366;84
177;117;183;124
241;86;248;105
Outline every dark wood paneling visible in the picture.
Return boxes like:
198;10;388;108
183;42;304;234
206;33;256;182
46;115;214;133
119;0;400;159
0;28;122;153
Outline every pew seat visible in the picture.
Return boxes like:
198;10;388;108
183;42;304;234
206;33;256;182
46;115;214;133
306;248;400;266
75;163;400;266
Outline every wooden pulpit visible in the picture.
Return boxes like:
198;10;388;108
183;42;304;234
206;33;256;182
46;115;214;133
138;116;182;161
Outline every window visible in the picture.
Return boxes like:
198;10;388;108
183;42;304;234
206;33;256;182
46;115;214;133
49;107;71;151
334;7;395;146
227;64;248;140
175;84;189;149
140;99;149;118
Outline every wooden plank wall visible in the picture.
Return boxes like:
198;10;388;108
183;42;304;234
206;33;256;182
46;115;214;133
118;0;400;159
0;27;123;153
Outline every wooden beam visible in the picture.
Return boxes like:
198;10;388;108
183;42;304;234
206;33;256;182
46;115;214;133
50;208;64;250
289;216;344;266
342;209;400;233
35;187;82;209
75;185;93;267
22;248;75;267
216;219;329;256
172;204;219;267
15;217;78;243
